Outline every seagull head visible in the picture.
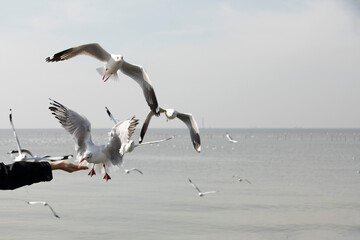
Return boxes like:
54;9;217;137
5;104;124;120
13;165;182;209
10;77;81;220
165;109;177;120
80;152;93;163
112;54;123;62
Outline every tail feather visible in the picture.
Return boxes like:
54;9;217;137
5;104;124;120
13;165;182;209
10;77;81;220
96;66;106;76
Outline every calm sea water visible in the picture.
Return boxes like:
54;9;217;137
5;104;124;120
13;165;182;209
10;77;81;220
0;128;360;240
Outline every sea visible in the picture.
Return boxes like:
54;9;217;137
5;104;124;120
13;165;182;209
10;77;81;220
0;128;359;240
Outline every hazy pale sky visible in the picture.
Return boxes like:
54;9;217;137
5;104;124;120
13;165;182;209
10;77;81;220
0;0;359;129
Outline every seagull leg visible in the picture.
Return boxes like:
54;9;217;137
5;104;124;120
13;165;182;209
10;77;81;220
88;164;96;177
103;73;113;82
102;68;108;81
103;164;111;181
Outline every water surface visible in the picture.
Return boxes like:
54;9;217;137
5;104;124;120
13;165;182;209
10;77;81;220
1;128;360;240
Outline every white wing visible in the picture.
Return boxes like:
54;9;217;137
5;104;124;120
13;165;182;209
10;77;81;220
27;155;73;162
139;136;174;146
49;98;92;160
9;109;23;156
177;112;201;153
8;149;33;157
26;201;60;218
112;116;139;156
202;191;217;195
26;201;46;205
40;155;73;161
226;132;238;143
46;43;111;63
120;61;160;116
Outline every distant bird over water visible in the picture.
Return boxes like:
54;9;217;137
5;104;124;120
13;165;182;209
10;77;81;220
25;201;60;218
45;43;160;116
121;165;143;175
49;98;139;181
226;132;238;143
140;108;201;153
188;179;216;197
233;176;252;184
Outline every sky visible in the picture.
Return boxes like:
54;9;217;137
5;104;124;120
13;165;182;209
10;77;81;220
0;0;359;129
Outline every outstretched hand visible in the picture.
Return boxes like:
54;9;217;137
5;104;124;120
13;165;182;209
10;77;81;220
49;160;88;173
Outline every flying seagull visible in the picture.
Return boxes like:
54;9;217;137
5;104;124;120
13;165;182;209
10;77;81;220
8;109;73;162
232;176;252;184
49;98;139;181
121;165;143;175
45;43;160;116
25;201;60;218
105;106;174;153
139;108;201;153
188;179;216;197
226;132;238;143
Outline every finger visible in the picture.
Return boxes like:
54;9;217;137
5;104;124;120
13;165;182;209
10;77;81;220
77;165;89;170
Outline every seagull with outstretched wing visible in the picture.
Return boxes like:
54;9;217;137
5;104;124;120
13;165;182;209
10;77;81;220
26;201;60;218
46;43;160;116
233;176;252;184
49;98;139;181
188;179;216;197
226;132;238;143
140;108;201;153
8;109;73;162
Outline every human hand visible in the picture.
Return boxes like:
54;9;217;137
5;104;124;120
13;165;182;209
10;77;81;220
49;160;88;173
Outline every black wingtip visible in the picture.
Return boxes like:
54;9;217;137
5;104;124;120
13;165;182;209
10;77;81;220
62;155;73;160
105;107;111;116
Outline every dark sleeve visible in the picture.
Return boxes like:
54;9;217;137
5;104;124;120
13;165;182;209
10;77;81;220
0;161;53;190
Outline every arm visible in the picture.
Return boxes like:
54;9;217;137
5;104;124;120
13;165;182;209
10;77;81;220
0;160;88;190
0;161;53;190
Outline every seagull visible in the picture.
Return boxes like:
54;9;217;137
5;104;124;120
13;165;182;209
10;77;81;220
233;176;252;184
8;150;73;161
226;132;238;143
188;179;216;197
49;98;139;181
121;165;143;175
25;201;60;218
8;109;73;162
105;106;174;153
139;108;201;153
45;43;160;116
